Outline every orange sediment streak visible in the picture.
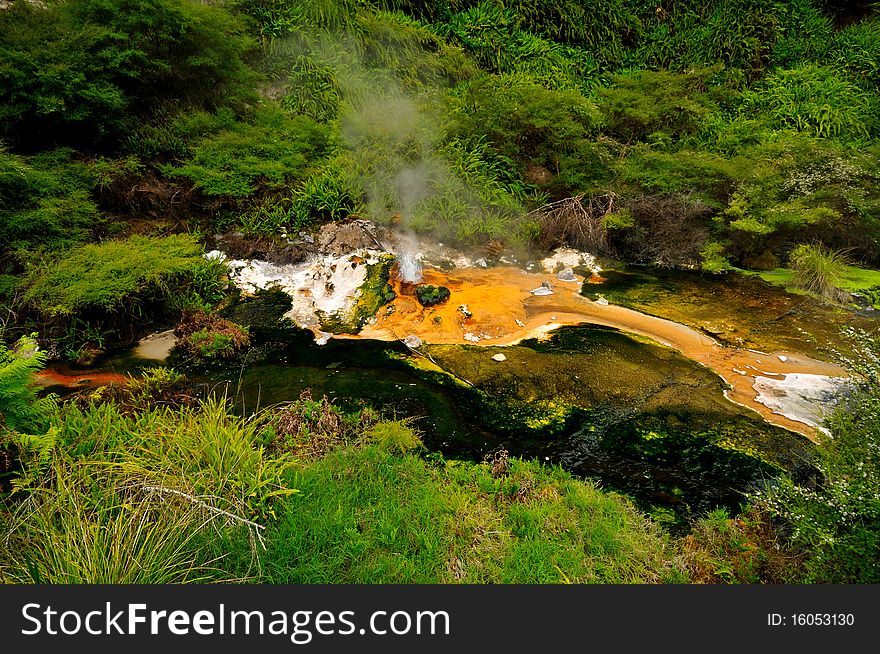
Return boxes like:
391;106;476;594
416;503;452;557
344;266;845;440
35;369;129;390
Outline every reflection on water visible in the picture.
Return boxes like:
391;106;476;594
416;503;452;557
90;325;810;525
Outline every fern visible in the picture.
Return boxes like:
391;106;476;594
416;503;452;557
0;335;53;434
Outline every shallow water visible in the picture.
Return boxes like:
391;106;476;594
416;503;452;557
48;261;865;525
113;325;809;525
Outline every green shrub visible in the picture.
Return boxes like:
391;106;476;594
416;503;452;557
0;148;102;250
415;284;451;307
830;20;880;88
365;419;423;454
741;65;878;141
437;2;601;92
165;106;334;198
760;330;880;582
0;0;255;150
0;335;53;434
451;74;605;195
173;310;250;362
788;242;849;301
596;68;723;143
23;234;210;316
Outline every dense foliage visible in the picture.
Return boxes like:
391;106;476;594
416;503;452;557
1;0;879;586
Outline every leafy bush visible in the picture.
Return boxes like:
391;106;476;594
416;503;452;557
23;234;210;316
0;0;255;150
760;330;880;582
437;2;601;92
165;106;334;198
830;20;880;88
173;310;250;362
741;65;878;141
365;419;423;454
451;74;605;195
0;335;53;434
596;68;723;144
415;284;451;307
0;148;101;250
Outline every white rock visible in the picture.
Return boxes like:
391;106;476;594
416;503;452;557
595;297;609;306
403;335;423;349
556;267;578;282
753;373;851;432
531;287;554;296
315;331;332;345
778;355;788;362
464;333;481;342
515;319;525;327
492;353;507;362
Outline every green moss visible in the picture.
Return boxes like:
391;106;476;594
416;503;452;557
24;235;208;316
415;284;451;307
320;255;396;334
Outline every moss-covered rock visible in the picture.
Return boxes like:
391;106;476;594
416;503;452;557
416;284;451;307
320;254;396;334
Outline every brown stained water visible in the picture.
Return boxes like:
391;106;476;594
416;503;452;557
351;265;850;439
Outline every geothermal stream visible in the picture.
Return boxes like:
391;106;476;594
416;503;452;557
197;227;849;441
351;261;847;440
36;225;851;441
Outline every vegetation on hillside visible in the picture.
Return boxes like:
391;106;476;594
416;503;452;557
1;0;879;584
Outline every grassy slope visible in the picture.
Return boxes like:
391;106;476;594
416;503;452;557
262;446;682;584
1;395;682;584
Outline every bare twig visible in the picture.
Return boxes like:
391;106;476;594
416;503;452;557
142;484;266;549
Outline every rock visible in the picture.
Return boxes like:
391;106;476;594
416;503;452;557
266;243;309;266
316;220;382;256
531;282;554;296
515;319;525;327
403;335;423;349
315;331;332;345
464;333;480;342
742;250;779;271
778;355;788;362
595;297;609;306
556;267;578;282
458;304;473;318
524;164;554;185
492;353;507;362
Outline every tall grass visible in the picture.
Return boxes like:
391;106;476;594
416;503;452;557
1;397;298;583
789;242;849;302
1;460;238;584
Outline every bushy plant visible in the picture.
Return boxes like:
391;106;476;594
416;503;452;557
596;68;723;144
450;74;605;195
364;418;423;454
23;234;211;316
760;331;880;582
788;243;849;301
0;0;255;150
0;148;102;250
0;335;53;434
741;65;878;141
173;310;250;362
165;105;334;198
